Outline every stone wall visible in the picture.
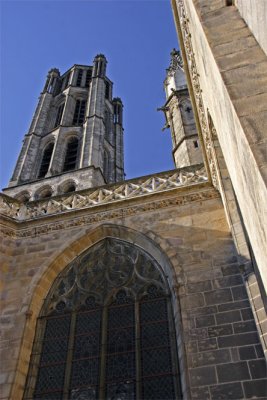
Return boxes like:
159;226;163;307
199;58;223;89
172;0;267;301
1;183;266;399
235;0;267;55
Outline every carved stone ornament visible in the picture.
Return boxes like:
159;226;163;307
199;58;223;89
43;238;167;315
0;164;208;222
175;0;220;190
0;187;219;238
167;48;184;77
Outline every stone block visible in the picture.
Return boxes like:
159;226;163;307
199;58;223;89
187;280;213;293
248;359;267;379
205;288;233;305
221;264;240;276
252;294;265;310
218;332;260;348
217;45;266;74
185;293;205;309
255;344;265;359
241;111;267;144
187;341;198;354
216;310;241;325
191;385;210;400
195;314;216;328
238;346;257;360
186;269;215;283
189;349;231;368
243;379;267;398
213;35;257;58
233;320;257;334
189;365;217;387
208;324;233;338
189;305;218;316
198;338;218;352
213;275;243;288
209;382;244;400
234;92;267;117
218;299;250;312
241;308;254;321
217;361;250;382
231;285;248;301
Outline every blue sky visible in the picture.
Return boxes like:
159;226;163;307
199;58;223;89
0;0;179;189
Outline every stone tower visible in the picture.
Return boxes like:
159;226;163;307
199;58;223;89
4;54;124;201
162;49;203;168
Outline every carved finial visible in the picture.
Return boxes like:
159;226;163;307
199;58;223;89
48;68;60;75
94;53;106;60
167;48;184;76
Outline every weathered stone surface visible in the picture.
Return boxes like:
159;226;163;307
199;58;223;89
195;314;215;328
215;310;241;325
205;289;233;305
243;379;267;398
218;299;250;312
233;320;257;334
189;366;217;387
217;361;250;382
208;324;233;338
248;359;267;379
198;338;218;352
209;382;244;400
189;349;231;368
238;346;257;361
218;332;260;348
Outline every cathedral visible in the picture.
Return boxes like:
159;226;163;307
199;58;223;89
0;1;266;399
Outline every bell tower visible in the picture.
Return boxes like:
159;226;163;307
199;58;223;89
162;49;203;168
3;54;124;201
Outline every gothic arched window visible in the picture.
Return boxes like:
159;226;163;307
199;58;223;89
73;100;86;125
63;137;79;172
103;149;110;182
24;239;181;400
54;103;65;128
38;142;54;178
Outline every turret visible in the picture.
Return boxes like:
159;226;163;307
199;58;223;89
161;49;203;168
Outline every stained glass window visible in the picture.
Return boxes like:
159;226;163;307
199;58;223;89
24;239;181;400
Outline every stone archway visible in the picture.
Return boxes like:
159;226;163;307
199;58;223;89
11;224;188;400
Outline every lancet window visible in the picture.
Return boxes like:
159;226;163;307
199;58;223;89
76;69;83;87
54;103;65;128
63;137;79;172
73;100;86;125
38;142;54;178
24;239;181;400
85;69;92;87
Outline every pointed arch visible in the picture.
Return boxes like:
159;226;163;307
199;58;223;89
11;224;188;400
63;136;79;172
38;142;54;178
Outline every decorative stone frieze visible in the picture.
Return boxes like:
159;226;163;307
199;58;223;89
175;0;220;190
0;164;208;223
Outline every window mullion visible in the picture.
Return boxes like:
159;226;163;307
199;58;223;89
135;300;141;400
98;305;108;399
62;312;76;400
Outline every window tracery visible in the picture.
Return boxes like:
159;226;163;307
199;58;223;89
24;239;181;400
